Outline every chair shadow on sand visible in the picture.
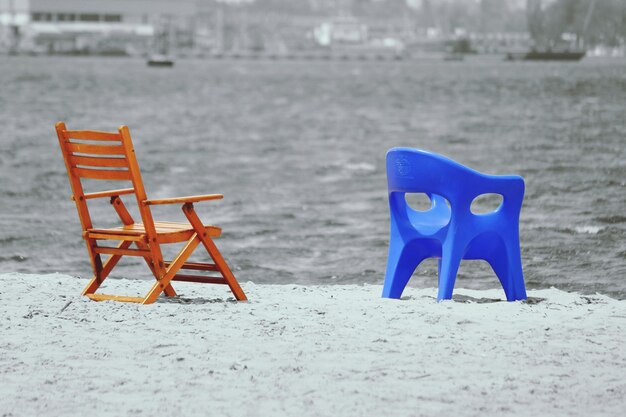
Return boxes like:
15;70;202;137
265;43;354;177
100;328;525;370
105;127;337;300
451;294;544;304
155;295;239;305
400;294;545;304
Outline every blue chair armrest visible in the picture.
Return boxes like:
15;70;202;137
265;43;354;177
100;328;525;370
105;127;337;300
478;175;525;215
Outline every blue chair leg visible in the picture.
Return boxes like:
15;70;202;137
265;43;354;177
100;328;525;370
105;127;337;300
382;241;423;299
504;239;526;301
437;240;464;301
488;239;527;301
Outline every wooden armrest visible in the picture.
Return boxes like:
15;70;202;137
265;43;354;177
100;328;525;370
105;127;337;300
72;188;135;201
143;194;224;205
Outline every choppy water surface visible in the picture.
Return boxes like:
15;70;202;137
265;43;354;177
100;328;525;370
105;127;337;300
0;56;624;298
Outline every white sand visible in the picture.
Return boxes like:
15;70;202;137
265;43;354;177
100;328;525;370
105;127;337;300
0;273;624;417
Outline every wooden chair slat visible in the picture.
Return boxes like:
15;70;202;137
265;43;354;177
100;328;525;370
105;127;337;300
63;130;121;141
67;142;126;155
165;261;220;272
88;227;145;235
86;293;145;303
75;167;133;181
157;230;196;244
94;247;151;257
171;274;228;284
88;223;220;237
76;188;135;200
87;232;146;242
69;155;129;168
164;228;221;243
108;223;188;232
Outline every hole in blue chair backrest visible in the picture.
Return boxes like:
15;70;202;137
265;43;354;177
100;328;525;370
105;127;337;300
405;193;433;212
471;193;503;214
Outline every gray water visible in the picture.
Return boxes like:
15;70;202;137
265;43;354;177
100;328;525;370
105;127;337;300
1;56;624;298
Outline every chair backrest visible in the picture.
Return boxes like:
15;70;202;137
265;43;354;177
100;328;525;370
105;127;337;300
386;147;524;218
55;122;158;237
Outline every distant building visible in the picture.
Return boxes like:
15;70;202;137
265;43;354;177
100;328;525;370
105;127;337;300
314;16;367;47
0;0;196;54
469;32;532;54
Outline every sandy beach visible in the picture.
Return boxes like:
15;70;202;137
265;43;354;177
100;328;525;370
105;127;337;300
1;273;624;417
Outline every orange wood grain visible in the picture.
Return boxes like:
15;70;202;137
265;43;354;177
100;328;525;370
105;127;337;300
63;130;121;141
72;188;135;201
69;155;129;168
66;142;126;155
74;167;133;181
143;194;224;205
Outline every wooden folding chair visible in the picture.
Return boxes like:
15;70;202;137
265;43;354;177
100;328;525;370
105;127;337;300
55;122;247;304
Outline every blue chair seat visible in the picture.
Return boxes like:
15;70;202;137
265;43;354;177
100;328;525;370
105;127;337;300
382;148;527;301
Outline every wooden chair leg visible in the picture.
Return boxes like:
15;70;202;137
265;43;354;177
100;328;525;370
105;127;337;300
200;236;247;301
182;203;247;301
111;196;177;297
142;235;201;304
83;240;132;295
134;241;177;297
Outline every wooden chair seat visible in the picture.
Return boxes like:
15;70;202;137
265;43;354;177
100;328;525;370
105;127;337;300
87;221;222;244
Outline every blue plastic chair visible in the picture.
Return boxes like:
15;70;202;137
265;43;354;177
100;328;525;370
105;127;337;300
382;147;527;301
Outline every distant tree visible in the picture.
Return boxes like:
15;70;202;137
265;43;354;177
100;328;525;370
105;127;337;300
585;0;626;46
541;0;626;46
622;2;626;39
480;0;507;33
526;0;544;42
419;0;434;29
351;0;413;19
